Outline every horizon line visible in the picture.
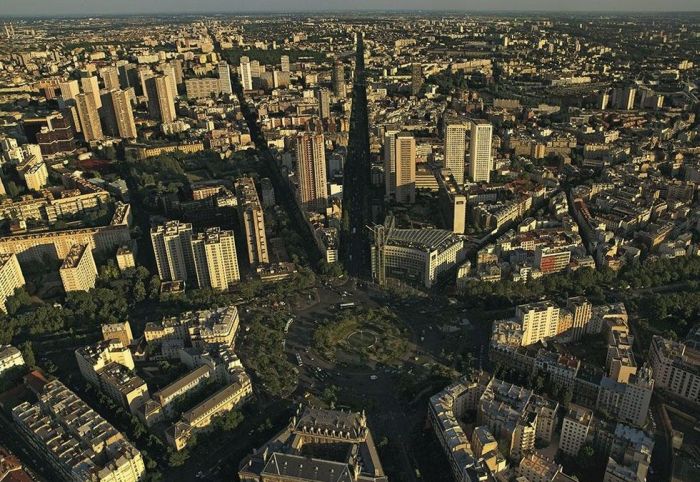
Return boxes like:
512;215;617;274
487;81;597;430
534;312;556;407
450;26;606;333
2;9;700;19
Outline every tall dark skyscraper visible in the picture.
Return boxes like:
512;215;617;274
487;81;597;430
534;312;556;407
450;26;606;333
340;32;372;278
411;63;423;96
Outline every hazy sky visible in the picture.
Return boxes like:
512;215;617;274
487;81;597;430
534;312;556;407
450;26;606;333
0;0;697;16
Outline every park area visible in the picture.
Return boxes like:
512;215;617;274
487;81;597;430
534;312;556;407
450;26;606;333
313;307;410;365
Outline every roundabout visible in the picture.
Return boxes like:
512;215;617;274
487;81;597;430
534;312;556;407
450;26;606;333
346;330;379;351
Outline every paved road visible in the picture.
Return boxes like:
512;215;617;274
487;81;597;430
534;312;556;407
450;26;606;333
281;278;463;482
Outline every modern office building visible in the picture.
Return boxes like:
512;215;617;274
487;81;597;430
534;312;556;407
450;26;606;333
59;244;97;292
145;75;176;123
535;246;572;274
235;177;269;266
468;120;493;183
191;227;240;291
370;217;466;289
12;379;146;482
75;92;104;141
295;132;328;212
100;89;137;139
150;220;195;283
239;406;387;481
444;120;468;186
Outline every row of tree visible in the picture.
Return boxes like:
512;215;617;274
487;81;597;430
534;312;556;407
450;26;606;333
459;256;700;311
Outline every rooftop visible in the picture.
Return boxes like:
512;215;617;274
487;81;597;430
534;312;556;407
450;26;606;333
59;243;89;269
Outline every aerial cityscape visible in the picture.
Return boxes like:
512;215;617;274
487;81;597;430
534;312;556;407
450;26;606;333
0;3;699;482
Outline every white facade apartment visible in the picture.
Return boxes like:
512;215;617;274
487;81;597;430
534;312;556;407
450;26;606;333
559;404;592;456
649;335;700;403
444;121;468;186
80;75;102;109
235;177;270;265
218;61;232;95
110;89;138;139
469;120;493;183
394;132;416;204
150;220;195;283
296;132;328;213
517;301;561;346
191;228;240;291
383;129;400;199
75;92;104;141
59;244;97;292
240;57;253;91
0;253;25;313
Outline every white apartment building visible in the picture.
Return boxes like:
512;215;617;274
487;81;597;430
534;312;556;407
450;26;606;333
0;253;25;313
516;301;561;346
469;120;493;183
649;335;700;403
59;243;97;292
559;404;592;456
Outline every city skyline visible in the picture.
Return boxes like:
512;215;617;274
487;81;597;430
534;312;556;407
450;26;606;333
0;7;697;482
1;0;700;16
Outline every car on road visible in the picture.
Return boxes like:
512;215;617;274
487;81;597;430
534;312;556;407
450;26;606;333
296;353;303;366
370;375;378;381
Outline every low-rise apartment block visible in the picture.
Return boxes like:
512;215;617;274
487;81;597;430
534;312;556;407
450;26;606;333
167;373;252;450
12;378;145;482
152;365;212;414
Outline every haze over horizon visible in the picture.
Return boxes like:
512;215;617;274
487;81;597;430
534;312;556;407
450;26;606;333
0;0;698;17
